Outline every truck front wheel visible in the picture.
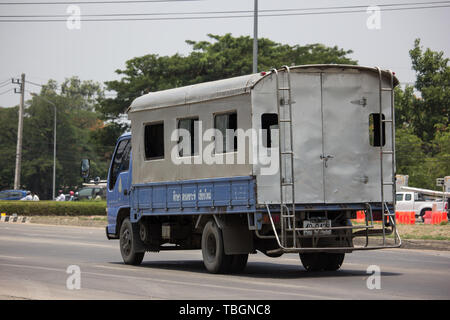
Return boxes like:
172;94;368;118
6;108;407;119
120;218;145;265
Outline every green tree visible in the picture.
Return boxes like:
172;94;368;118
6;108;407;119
0;77;108;199
428;125;450;185
395;127;430;188
396;39;449;142
0;106;19;191
97;33;357;134
395;39;449;189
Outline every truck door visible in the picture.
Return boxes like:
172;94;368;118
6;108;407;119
291;71;392;204
290;72;325;203
321;72;376;203
107;138;132;229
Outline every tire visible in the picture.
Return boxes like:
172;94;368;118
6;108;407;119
299;252;323;272
299;252;345;272
263;251;283;258
229;254;248;273
201;220;232;274
299;219;349;272
322;253;345;271
420;209;431;223
119;218;145;265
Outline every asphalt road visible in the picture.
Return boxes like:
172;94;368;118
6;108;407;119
0;222;449;300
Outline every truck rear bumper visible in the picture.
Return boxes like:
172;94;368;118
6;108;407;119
267;243;402;255
263;203;402;255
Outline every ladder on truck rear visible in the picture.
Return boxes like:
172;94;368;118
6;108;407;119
270;66;297;248
376;67;399;246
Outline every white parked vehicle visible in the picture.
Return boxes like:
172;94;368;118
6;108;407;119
396;191;446;221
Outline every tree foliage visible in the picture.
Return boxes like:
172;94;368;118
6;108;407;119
98;33;356;124
0;77;109;199
395;39;449;189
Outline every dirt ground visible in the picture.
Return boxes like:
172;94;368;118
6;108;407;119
352;220;450;241
395;223;450;240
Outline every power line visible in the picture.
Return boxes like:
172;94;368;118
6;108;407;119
1;1;449;18
0;78;12;86
0;88;13;95
25;80;44;87
1;3;449;22
0;82;12;89
0;0;199;5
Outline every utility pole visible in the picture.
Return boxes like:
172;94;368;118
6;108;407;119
52;99;56;200
13;73;25;190
253;0;258;74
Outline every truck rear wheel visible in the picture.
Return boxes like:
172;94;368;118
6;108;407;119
300;252;345;271
120;218;145;265
201;220;232;274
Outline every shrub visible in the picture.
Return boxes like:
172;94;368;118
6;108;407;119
0;201;106;216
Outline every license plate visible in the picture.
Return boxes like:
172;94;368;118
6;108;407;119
303;220;332;236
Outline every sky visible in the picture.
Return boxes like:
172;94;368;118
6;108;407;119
0;0;449;108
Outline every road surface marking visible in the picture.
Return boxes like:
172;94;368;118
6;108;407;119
0;255;24;260
0;262;336;299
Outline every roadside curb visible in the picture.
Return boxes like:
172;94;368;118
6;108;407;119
0;214;30;224
399;239;450;251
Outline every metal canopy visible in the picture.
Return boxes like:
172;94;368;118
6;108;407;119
127;64;399;114
127;73;264;113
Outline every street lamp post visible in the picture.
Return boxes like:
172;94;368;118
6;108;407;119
30;93;57;200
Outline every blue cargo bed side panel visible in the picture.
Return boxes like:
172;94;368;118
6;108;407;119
130;176;256;221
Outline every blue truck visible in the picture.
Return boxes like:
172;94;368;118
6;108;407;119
91;65;402;274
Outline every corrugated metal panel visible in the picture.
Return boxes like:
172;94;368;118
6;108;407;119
127;73;264;113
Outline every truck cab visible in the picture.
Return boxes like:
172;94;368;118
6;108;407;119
106;132;132;239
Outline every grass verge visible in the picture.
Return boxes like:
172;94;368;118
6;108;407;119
29;215;107;227
0;200;106;216
352;221;450;241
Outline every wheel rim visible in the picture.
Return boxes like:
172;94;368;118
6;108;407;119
205;233;217;262
121;228;132;257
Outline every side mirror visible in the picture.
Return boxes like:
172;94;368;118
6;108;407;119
81;159;90;180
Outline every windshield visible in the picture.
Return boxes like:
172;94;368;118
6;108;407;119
396;193;404;201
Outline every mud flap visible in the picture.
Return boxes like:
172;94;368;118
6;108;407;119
214;215;254;255
131;221;146;253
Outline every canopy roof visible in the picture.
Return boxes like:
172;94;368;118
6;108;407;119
128;64;399;113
